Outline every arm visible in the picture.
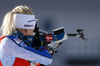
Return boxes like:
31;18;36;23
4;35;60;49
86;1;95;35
1;37;52;65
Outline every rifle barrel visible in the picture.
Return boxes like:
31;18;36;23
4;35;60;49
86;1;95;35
67;34;79;37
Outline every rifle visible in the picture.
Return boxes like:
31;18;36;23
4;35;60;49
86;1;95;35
33;24;87;66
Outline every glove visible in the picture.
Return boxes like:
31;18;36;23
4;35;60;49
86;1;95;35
39;46;48;53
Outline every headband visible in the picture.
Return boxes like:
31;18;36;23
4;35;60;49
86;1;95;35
14;13;36;29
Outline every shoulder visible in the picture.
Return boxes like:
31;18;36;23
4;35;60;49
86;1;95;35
1;37;11;44
0;36;17;48
1;36;21;44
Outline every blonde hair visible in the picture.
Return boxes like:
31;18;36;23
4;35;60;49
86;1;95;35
0;5;34;36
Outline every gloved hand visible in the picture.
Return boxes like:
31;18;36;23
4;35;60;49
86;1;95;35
39;46;48;53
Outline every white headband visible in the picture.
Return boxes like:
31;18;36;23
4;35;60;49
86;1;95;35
14;13;36;29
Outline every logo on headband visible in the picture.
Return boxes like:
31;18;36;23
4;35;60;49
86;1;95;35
24;24;33;27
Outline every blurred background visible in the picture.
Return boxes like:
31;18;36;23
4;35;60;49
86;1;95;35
0;0;100;66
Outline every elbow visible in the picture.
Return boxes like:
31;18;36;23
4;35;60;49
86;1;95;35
45;58;52;65
48;59;52;65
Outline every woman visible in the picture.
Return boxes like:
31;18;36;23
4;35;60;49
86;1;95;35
0;5;52;66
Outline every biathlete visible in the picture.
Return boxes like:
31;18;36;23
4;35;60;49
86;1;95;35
0;5;52;66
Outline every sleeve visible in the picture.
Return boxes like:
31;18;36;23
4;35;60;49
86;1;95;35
1;37;52;65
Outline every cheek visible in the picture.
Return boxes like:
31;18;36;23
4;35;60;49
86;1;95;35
29;29;34;33
31;29;34;32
